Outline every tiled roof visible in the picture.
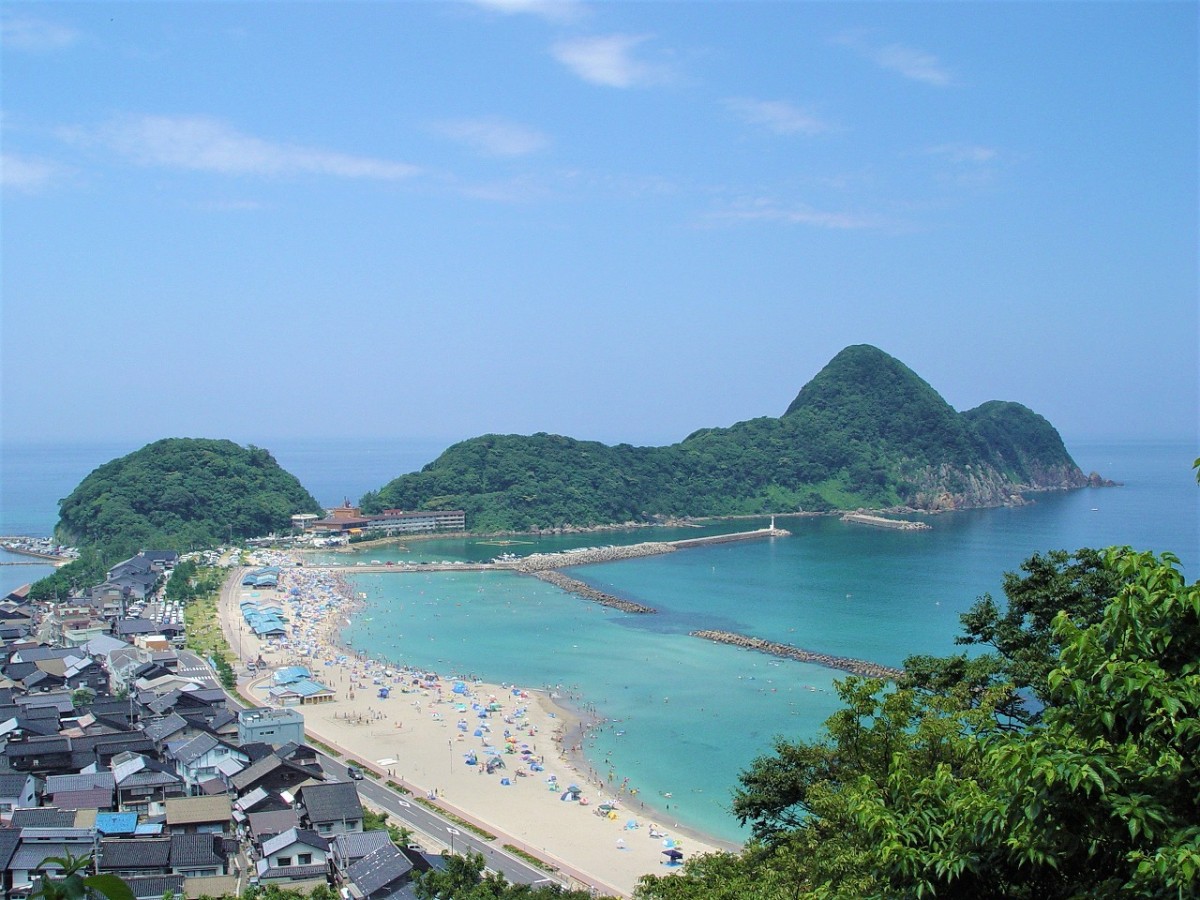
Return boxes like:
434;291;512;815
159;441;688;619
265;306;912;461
347;842;412;895
298;781;362;825
17;826;94;841
46;772;116;794
332;829;392;863
142;713;188;744
98;837;172;870
124;874;185;900
52;788;115;811
230;752;316;792
171;732;220;765
247;809;298;840
0;827;21;869
11;843;85;871
10;808;76;828
164;795;231;825
255;859;330;881
169;832;227;869
184;874;240;897
261;826;329;857
0;772;31;796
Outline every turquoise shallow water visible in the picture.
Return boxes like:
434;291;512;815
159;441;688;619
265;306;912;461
340;441;1198;842
3;437;1195;841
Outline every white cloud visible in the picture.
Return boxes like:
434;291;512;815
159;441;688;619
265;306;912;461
1;15;80;52
470;0;582;21
0;153;67;192
724;98;833;136
551;34;668;88
835;33;953;87
78;115;420;180
433;117;549;157
873;43;952;86
709;198;887;230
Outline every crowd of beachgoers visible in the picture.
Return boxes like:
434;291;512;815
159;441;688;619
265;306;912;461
225;550;719;896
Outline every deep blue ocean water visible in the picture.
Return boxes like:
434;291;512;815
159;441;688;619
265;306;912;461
2;437;1196;841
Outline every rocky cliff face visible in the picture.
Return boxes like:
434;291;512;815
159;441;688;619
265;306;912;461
904;458;1091;512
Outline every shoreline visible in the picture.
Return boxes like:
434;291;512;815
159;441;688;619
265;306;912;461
220;557;732;896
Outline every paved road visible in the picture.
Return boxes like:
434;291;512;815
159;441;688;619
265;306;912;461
177;648;222;688
313;752;569;892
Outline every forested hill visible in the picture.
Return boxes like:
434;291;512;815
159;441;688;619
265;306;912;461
55;438;323;557
363;345;1090;531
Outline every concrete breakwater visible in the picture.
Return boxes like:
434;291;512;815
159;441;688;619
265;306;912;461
841;513;930;531
529;570;657;614
669;526;790;548
691;629;904;680
510;527;791;574
511;541;679;572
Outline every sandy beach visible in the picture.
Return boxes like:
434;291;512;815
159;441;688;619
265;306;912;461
219;555;730;897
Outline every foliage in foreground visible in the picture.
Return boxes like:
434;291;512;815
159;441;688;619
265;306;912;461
636;546;1200;899
29;852;134;900
415;851;608;898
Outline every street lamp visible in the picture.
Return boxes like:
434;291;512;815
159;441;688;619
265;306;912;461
446;827;460;855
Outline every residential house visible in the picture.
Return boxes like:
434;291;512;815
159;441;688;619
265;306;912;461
44;770;117;812
9;808;76;829
230;752;323;797
122;875;187;900
164;795;232;835
255;827;330;888
112;752;185;815
97;837;172;878
169;732;248;795
8;827;95;893
169;832;233;877
296;781;364;836
4;734;74;775
0;773;37;822
344;842;415;900
0;827;19;899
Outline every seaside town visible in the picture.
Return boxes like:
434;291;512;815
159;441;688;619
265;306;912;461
0;508;738;900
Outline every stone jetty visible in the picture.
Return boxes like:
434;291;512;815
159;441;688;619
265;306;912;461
510;527;791;574
841;512;930;531
690;629;904;680
511;541;679;572
529;571;656;614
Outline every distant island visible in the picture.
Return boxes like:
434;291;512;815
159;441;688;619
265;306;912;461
361;344;1101;532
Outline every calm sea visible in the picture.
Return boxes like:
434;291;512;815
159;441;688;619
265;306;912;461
2;438;1196;841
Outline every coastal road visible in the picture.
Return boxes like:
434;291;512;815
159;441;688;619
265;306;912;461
312;751;572;892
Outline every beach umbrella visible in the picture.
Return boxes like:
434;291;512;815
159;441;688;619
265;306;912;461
663;849;683;862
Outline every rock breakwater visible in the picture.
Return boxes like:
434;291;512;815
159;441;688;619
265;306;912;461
841;513;930;531
529;571;656;614
691;629;903;680
511;542;678;572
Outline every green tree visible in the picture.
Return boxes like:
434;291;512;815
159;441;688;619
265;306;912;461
29;852;135;900
901;547;1128;726
414;850;605;898
639;546;1200;899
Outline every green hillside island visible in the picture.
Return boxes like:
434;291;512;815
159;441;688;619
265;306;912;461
362;345;1098;532
54;437;323;557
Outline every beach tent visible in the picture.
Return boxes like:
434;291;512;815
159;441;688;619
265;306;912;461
662;849;684;865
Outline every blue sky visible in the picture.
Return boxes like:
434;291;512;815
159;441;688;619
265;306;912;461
2;1;1196;451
